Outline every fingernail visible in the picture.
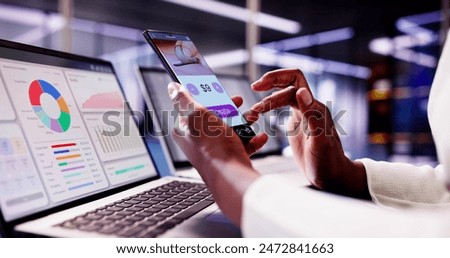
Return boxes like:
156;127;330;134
299;89;313;106
251;102;262;112
251;79;262;89
168;82;181;100
244;110;259;122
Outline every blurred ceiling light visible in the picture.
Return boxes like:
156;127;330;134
256;48;371;79
164;0;301;34
393;33;434;48
317;79;337;102
369;34;435;54
71;19;141;41
322;58;371;79
204;49;249;67
396;19;436;39
47;14;67;30
315;27;354;45
370;37;437;68
101;44;151;63
0;3;46;25
394;11;439;48
261;27;354;51
392;49;437;68
370;10;439;68
11;14;66;43
204;47;370;79
395;11;440;37
400;11;441;25
0;4;66;44
373;79;392;91
369;37;393;55
255;47;324;74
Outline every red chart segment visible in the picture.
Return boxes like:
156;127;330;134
29;80;43;105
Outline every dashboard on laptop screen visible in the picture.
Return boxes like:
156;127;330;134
0;42;157;222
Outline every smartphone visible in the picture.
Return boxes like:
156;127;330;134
143;30;256;144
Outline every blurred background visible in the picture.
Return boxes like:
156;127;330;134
0;0;446;165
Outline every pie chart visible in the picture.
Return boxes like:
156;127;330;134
29;79;71;133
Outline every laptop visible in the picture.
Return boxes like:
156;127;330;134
0;39;240;238
135;67;299;176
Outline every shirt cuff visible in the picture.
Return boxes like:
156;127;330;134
358;158;450;208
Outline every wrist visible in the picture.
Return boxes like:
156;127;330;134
199;157;260;226
341;159;371;200
208;157;259;193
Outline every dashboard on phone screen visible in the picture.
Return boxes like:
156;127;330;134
146;32;248;128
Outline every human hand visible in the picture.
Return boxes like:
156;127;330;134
249;68;370;199
168;82;268;225
168;82;268;162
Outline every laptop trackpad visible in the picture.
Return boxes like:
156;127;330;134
200;211;242;237
161;206;241;238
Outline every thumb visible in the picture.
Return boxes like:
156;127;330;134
245;132;269;156
295;88;325;137
168;82;195;110
168;82;196;135
296;88;314;111
168;82;213;136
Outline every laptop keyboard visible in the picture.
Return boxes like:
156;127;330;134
56;181;214;237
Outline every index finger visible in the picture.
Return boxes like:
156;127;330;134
251;86;298;113
251;68;309;92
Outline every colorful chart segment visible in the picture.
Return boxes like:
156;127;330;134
29;79;71;133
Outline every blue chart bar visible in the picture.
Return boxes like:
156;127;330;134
54;149;70;154
68;182;94;191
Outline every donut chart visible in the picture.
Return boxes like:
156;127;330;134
29;79;71;133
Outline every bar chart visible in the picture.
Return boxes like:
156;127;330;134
32;138;108;202
83;114;147;162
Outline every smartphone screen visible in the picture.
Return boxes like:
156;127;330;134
145;31;248;128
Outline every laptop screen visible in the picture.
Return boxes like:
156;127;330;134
139;68;188;164
0;40;157;222
138;68;281;167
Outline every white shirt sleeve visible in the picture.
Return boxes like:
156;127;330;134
241;172;309;237
241;171;450;237
359;158;450;208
